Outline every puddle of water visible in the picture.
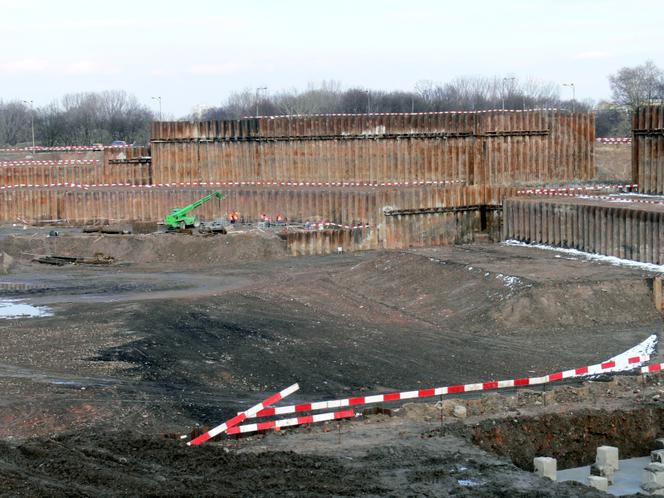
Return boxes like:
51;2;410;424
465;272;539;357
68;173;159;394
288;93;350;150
0;299;52;319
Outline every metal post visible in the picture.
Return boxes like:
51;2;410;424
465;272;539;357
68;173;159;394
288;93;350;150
23;100;35;153
502;77;516;111
255;87;267;117
563;83;575;112
151;97;162;120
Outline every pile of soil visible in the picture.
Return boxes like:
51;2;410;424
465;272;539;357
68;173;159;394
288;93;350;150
0;232;288;266
0;431;381;497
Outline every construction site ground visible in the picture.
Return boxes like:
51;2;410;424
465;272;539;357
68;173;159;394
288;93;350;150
0;229;662;496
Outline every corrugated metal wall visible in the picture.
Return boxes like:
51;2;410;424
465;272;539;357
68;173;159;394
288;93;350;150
0;110;596;253
150;110;595;186
503;197;664;264
0;147;150;187
0;185;514;249
633;105;664;193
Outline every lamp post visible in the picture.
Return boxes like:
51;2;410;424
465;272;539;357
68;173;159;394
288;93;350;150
502;77;517;111
151;96;162;120
562;83;576;112
22;100;35;153
255;87;267;117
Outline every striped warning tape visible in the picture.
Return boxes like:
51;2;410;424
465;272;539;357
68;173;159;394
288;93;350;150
250;355;648;419
526;192;664;208
226;409;356;436
0;159;100;166
308;222;371;230
517;184;638;195
253;108;562;119
642;363;664;374
0;179;466;191
187;383;299;446
0;145;126;152
596;137;632;144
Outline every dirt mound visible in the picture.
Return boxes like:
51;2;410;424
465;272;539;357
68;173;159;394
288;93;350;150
0;232;288;266
340;252;661;334
0;431;381;497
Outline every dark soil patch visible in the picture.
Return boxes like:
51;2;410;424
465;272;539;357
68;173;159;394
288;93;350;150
0;431;383;497
470;407;664;470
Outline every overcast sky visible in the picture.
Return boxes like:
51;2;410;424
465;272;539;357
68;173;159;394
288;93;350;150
1;0;662;116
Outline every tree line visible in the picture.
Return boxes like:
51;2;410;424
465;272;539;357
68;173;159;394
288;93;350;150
0;90;153;147
0;61;662;147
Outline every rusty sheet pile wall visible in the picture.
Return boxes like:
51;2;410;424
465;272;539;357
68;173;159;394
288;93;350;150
503;196;664;264
633;105;664;193
0;146;150;187
150;110;595;186
0;110;596;253
0;185;515;250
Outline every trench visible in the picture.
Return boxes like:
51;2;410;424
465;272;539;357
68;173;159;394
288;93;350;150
470;406;664;471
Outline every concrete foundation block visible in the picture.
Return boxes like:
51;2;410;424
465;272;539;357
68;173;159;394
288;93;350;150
596;445;619;471
652;450;664;463
533;457;557;481
590;463;615;484
643;463;664;487
587;475;608;492
641;481;664;495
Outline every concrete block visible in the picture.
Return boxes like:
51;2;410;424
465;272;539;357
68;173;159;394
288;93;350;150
452;405;467;419
641;481;664;495
643;463;664;487
586;475;608;492
656;439;664;450
533;457;557;481
590;463;615;484
596;445;619;471
652;450;664;463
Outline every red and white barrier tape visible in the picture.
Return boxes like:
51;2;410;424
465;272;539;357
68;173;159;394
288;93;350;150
642;363;664;374
517;184;638;195
250;355;648;419
252;108;561;119
308;222;371;230
0;159;99;166
596;138;632;144
0;145;128;152
523;192;664;208
0;179;466;191
226;409;356;436
187;383;299;446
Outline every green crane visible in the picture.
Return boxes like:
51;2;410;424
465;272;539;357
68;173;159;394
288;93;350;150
164;191;225;230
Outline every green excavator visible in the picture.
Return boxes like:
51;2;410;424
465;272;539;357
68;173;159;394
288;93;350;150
164;191;225;230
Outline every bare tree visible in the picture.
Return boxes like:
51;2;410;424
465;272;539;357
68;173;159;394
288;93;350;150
609;60;664;110
0;101;32;146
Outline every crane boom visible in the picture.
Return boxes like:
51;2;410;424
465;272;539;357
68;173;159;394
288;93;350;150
164;191;224;229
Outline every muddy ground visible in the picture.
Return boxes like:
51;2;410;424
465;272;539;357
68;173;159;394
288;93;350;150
0;231;662;496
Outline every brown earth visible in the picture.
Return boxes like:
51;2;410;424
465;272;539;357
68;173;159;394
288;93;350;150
0;233;661;496
595;143;631;181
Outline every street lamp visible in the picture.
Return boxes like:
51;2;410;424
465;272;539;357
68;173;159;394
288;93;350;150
255;87;267;117
22;100;35;153
562;83;576;112
151;96;162;120
502;77;517;111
